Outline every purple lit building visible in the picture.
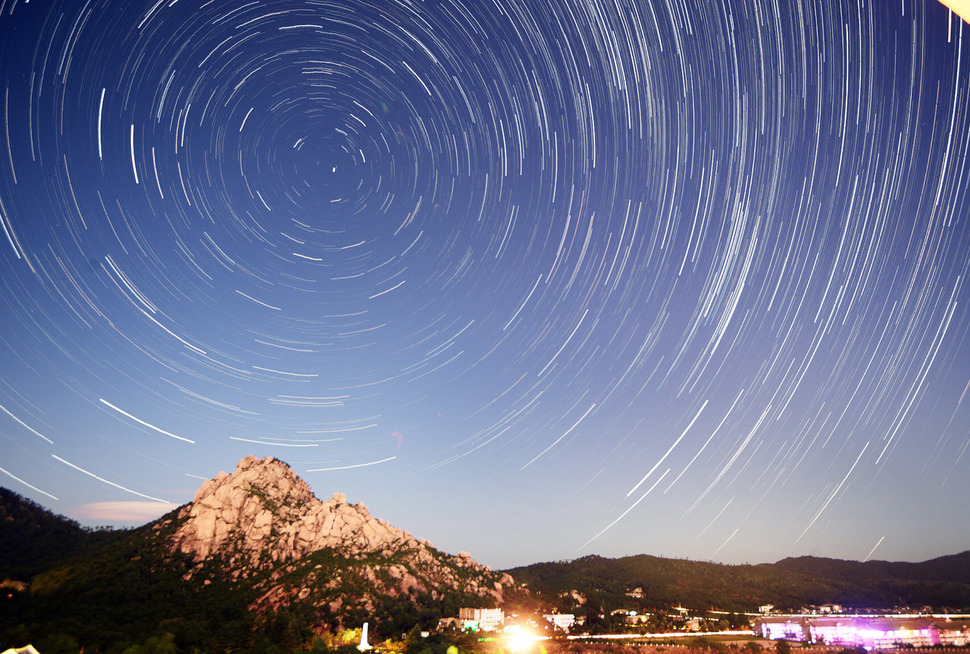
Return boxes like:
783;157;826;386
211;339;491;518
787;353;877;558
755;616;970;649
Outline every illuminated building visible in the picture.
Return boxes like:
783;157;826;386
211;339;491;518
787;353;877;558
459;607;505;632
543;613;576;632
755;615;970;649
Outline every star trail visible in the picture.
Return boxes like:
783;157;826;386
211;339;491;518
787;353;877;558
1;0;968;569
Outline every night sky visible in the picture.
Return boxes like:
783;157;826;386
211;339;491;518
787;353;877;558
1;0;968;570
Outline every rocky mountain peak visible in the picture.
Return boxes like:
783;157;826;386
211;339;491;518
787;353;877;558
7;457;517;640
165;456;513;620
170;456;439;576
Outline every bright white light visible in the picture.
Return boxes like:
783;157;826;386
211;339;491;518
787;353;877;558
504;625;542;653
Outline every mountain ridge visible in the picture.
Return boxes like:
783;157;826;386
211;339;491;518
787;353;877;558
505;550;970;614
772;550;970;584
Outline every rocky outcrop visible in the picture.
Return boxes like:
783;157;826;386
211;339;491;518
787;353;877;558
171;456;417;568
166;455;512;620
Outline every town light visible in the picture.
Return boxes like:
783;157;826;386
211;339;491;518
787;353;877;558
504;624;542;652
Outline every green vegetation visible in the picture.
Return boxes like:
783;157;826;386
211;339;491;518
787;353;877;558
772;552;970;608
247;482;281;513
2;514;263;653
0;487;128;580
503;552;970;615
0;488;507;653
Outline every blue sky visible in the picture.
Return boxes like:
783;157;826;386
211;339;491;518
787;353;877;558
1;0;968;570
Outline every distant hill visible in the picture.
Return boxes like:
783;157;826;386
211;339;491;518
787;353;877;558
773;550;970;584
771;551;970;608
504;551;970;615
0;487;124;580
1;456;511;653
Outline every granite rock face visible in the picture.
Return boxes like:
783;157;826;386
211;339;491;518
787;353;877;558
171;456;414;567
166;455;512;618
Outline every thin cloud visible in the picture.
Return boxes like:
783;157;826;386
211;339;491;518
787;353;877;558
73;501;181;523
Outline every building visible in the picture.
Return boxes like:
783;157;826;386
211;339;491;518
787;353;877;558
459;607;505;632
939;619;970;646
543;614;576;632
756;615;970;649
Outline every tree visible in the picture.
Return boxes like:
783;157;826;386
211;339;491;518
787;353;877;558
405;625;424;654
121;632;178;654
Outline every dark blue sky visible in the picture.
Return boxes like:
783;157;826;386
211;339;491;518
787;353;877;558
1;0;968;569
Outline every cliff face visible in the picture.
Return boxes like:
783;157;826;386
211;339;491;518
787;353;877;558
164;456;511;622
171;455;419;568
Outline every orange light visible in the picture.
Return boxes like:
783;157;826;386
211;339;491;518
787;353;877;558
504;625;541;653
939;0;970;24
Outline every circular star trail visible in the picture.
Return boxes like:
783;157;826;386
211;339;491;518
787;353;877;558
1;0;968;567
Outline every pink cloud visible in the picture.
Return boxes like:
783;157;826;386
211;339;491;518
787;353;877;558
72;501;181;523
